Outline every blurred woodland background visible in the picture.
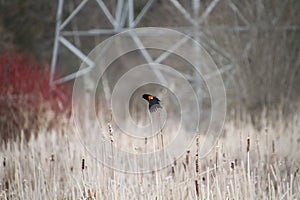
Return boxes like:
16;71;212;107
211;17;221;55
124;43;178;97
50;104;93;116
1;0;299;101
0;0;299;137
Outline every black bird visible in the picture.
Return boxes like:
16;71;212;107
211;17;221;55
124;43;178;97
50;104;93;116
142;94;162;112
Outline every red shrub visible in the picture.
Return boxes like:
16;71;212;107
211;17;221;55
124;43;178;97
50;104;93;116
0;49;72;142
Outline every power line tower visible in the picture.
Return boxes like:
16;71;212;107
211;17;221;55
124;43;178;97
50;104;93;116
50;0;224;85
51;0;157;85
51;0;299;108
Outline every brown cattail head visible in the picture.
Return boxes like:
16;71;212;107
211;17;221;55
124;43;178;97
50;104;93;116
247;137;250;152
195;153;199;173
50;154;55;162
108;123;114;143
172;166;175;178
231;162;235;170
186;150;190;165
173;158;177;166
82;159;85;170
272;140;275;153
195;180;199;197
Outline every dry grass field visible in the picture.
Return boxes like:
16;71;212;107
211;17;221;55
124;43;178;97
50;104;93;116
1;104;299;199
1;0;299;199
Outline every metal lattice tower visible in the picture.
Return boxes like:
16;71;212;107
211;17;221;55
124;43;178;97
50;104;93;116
51;0;299;92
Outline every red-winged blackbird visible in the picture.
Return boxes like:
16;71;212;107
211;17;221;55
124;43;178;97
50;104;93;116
142;94;162;112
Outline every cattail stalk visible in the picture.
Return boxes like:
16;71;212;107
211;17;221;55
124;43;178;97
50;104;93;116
150;111;161;198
